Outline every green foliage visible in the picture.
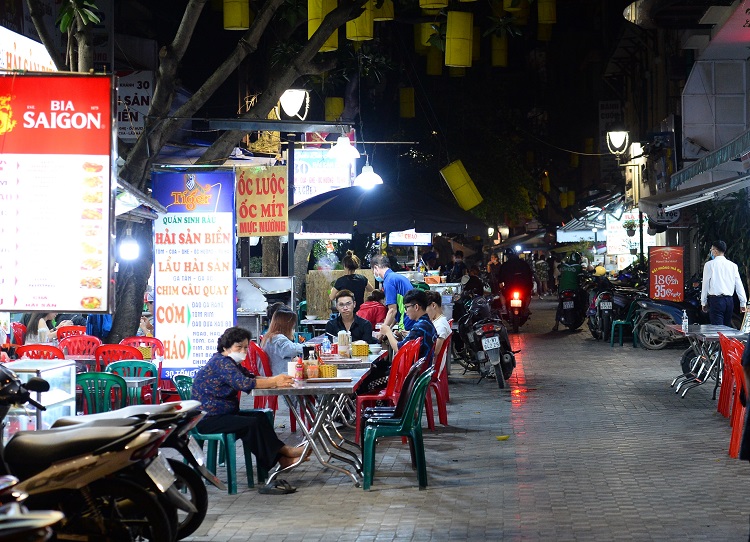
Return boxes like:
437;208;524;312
695;189;750;289
622;219;637;230
248;256;263;274
56;0;100;33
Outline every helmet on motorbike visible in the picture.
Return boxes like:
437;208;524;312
594;265;606;277
569;251;582;264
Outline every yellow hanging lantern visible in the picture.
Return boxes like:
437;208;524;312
440;160;483;210
491;34;508;67
373;0;395;21
584;138;594;153
537;0;556;24
445;12;473;68
472;26;481;61
567;190;575;206
514;0;529;25
560;191;568;209
414;24;430;55
537;194;546;210
449;67;466;77
399;87;416;118
224;0;250;30
325;97;344;121
541;173;550;193
419;0;448;8
570;153;579;168
346;0;374;41
308;0;338;52
426;47;443;75
537;23;553;41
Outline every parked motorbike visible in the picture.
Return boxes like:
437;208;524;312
0;474;63;542
53;400;220;540
451;294;516;388
502;284;531;333
0;365;179;541
587;274;646;341
632;275;706;350
557;287;587;330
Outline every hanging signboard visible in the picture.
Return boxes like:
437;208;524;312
116;70;153;142
152;171;235;378
389;229;432;246
649;246;684;302
236;165;288;237
0;74;114;312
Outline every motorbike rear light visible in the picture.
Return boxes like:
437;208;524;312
130;429;172;461
513;291;520;300
601;293;612;300
481;324;497;333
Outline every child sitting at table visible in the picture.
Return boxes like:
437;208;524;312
357;290;388;329
261;307;304;378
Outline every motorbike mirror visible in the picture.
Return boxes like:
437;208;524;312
25;377;50;393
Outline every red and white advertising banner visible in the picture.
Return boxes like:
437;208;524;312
0;74;114;312
236;165;288;237
649;246;684;302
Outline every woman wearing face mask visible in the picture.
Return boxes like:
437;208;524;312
192;326;304;474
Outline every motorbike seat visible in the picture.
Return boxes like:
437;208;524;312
51;401;201;427
5;424;151;480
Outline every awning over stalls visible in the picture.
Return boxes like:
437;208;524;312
556;216;607;243
638;174;750;217
670;127;750;189
116;178;167;221
497;231;549;251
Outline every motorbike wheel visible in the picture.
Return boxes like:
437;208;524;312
501;353;515;381
166;459;208;540
588;317;600;340
680;346;699;374
601;314;612;342
451;339;476;372
637;321;669;350
494;365;506;389
564;311;584;331
61;478;174;541
511;314;520;334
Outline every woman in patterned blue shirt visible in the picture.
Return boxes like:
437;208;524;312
192;327;303;471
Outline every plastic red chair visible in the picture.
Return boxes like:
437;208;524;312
55;326;86;340
718;333;740;418
15;345;65;360
94;344;143;373
425;332;452;430
119;337;175;402
354;338;421;444
728;343;746;458
59;335;102;356
10;323;26;346
248;341;305;432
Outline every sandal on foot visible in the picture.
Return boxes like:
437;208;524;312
258;479;297;495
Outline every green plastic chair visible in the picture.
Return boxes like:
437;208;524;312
104;360;158;405
610;300;639;347
173;374;270;494
76;372;127;414
361;367;434;491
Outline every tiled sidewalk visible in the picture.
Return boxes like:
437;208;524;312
185;298;750;541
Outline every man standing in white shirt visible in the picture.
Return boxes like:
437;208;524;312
700;240;747;326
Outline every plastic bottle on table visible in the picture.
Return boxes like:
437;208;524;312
681;310;689;333
294;357;305;380
322;336;331;354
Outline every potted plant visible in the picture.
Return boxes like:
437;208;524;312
622;219;638;237
248;256;263;276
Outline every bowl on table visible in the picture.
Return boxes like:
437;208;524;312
369;344;383;355
305;314;318;320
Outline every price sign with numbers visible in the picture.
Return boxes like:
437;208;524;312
649;246;684;302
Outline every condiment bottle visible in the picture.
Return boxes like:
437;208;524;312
294;357;305;380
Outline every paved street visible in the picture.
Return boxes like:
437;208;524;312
185;298;750;541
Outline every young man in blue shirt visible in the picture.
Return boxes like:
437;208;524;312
380;288;437;361
371;254;415;332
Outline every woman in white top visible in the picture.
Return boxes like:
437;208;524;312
425;291;451;356
24;312;72;344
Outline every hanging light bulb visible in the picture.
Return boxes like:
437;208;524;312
279;89;309;119
354;163;383;189
119;226;140;261
327;136;360;160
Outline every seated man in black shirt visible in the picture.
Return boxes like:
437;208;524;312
325;289;376;344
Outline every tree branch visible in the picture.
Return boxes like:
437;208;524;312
24;0;67;70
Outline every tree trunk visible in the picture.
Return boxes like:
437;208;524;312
262;237;280;276
294;239;314;305
107;221;154;343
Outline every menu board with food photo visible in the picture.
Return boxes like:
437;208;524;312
0;74;113;312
